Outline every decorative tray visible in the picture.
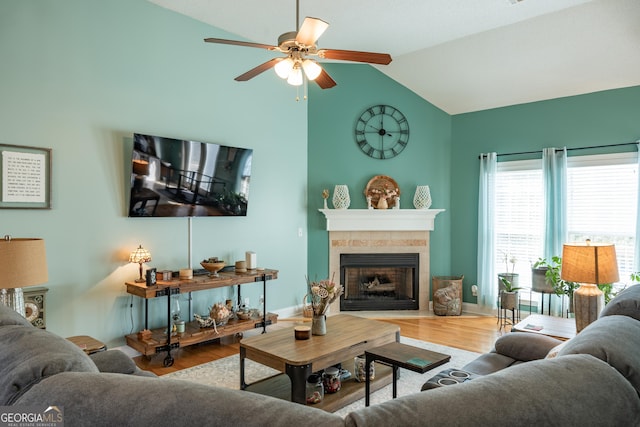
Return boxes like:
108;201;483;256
364;175;401;209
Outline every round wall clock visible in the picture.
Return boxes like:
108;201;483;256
354;104;409;159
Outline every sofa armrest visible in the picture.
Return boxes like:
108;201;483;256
90;350;156;377
494;332;562;361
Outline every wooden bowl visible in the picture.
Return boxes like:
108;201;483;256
200;261;226;277
294;325;311;340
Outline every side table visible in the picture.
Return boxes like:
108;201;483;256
67;335;107;354
364;342;450;406
512;314;576;341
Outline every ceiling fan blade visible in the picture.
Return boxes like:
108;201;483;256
204;37;277;51
296;17;329;46
318;49;392;65
234;58;284;82
314;68;337;89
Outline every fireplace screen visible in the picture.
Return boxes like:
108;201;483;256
340;253;419;311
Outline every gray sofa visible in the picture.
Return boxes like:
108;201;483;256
2;286;640;426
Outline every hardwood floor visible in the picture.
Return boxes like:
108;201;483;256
133;315;505;376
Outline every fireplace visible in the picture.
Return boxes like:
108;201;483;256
340;253;419;311
319;208;445;313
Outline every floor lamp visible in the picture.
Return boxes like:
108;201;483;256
0;236;49;317
561;241;619;333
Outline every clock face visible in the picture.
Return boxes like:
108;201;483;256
355;105;409;159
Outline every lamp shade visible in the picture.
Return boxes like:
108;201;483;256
0;237;48;289
561;242;619;284
129;245;152;264
132;159;150;176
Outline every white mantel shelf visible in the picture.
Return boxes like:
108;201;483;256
319;209;445;231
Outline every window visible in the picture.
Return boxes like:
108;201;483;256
495;160;543;288
566;153;638;277
495;152;638;288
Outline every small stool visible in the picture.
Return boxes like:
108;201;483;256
364;342;451;406
67;335;107;354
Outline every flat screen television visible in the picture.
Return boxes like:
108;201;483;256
128;133;253;217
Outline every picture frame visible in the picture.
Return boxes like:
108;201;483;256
146;268;157;287
0;143;52;209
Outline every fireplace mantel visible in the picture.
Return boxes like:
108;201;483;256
319;209;445;231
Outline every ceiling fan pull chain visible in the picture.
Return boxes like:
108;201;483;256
303;76;308;101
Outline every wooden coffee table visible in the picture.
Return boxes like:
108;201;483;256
512;314;576;340
239;314;400;409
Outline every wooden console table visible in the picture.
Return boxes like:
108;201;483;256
125;269;278;367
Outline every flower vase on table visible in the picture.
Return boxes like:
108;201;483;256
311;315;327;336
306;274;344;336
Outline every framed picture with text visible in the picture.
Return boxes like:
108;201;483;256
0;143;52;209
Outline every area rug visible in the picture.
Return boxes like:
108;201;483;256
163;336;480;417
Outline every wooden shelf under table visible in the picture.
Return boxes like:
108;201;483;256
245;361;393;413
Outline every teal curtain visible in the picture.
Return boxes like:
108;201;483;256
542;147;567;316
635;142;640;272
477;153;498;310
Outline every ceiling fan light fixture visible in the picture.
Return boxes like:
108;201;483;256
302;59;322;81
287;66;303;86
274;57;294;79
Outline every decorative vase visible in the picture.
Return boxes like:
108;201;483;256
377;197;388;210
311;314;327;336
332;185;350;209
413;185;432;209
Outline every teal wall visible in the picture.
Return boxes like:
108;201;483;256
307;63;453;281
0;0;309;348
451;86;640;299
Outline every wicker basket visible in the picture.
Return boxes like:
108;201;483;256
302;294;314;318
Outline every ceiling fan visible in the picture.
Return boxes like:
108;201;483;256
204;0;392;90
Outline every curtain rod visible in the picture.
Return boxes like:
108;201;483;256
478;141;640;159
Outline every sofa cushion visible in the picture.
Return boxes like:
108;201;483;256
600;284;640;321
0;303;33;327
0;324;98;405
494;332;563;362
16;372;345;427
461;352;516;376
89;349;155;376
346;355;640;427
557;315;640;395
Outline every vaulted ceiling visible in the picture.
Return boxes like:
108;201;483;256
148;0;640;114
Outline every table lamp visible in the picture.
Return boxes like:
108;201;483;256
132;160;150;191
129;244;152;283
561;241;619;333
0;236;48;317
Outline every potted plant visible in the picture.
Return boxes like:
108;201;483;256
534;256;579;314
498;253;521;310
498;252;519;294
499;275;523;310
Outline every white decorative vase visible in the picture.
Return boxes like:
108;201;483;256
413;185;432;209
332;185;350;209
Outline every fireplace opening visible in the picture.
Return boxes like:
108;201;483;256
340;253;419;311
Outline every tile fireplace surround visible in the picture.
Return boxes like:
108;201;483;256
319;209;445;313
